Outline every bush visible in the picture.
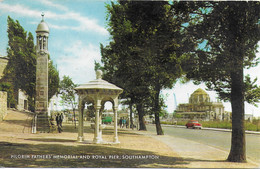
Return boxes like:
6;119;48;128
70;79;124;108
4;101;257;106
160;120;260;131
201;121;232;129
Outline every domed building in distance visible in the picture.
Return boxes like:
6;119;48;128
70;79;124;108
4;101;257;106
175;88;231;121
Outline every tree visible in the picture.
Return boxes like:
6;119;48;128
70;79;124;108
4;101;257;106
101;2;152;131
102;1;191;134
48;59;60;102
177;1;260;162
3;16;37;111
60;75;78;128
2;16;60;112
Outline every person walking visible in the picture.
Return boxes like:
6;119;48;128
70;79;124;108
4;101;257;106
119;118;123;128
122;118;126;128
56;113;62;133
59;113;64;127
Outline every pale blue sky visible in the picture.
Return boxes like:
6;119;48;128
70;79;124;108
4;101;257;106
0;0;259;116
0;0;110;83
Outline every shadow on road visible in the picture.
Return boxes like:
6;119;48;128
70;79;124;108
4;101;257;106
25;138;76;143
184;158;228;163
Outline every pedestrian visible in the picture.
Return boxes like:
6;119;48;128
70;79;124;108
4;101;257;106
59;113;64;127
119;118;123;128
56;113;62;133
122;118;126;128
55;114;59;126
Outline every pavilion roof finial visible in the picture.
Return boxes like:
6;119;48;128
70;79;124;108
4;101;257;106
96;70;103;79
41;12;45;21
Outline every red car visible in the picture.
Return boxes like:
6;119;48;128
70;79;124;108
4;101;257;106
185;120;202;129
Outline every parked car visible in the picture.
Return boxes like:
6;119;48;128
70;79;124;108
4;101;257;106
185;120;202;129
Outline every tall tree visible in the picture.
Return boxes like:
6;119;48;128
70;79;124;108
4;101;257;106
3;16;60;111
3;16;36;110
102;1;192;134
177;2;260;162
101;2;151;131
48;59;60;102
60;75;78;128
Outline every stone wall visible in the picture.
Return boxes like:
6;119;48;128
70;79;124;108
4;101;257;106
0;91;7;121
0;57;8;79
17;89;28;111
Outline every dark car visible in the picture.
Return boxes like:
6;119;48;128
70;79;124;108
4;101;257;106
185;120;202;129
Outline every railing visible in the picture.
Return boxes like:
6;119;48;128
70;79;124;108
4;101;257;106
31;114;37;134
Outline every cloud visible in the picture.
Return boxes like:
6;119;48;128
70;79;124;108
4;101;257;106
45;10;108;35
56;40;101;84
0;3;39;18
39;0;69;12
0;2;108;35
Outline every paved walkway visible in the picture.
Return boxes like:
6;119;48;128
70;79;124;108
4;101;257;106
135;129;259;168
0;109;259;168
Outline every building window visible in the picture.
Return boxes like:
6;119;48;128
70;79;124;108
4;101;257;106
43;36;46;49
39;36;42;50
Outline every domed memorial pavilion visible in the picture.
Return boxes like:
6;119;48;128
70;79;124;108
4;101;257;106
75;70;123;144
175;88;231;121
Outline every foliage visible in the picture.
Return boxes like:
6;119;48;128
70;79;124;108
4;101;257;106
48;59;60;101
59;75;78;110
173;113;182;119
178;2;260;104
102;1;191;134
3;16;60;111
175;1;260;162
3;16;37;110
163;120;260;132
86;105;95;119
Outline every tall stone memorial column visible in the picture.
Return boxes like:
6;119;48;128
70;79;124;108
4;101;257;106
35;14;50;133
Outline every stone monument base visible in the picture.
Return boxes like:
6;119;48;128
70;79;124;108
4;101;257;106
36;113;50;133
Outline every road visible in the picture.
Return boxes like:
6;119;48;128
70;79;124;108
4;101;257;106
146;124;260;164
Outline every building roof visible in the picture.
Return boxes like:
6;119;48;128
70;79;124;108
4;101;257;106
191;88;208;95
75;79;123;91
36;17;49;33
75;70;123;91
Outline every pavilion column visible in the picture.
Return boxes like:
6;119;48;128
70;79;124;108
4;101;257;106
93;101;101;143
113;106;119;143
99;109;103;142
77;99;84;142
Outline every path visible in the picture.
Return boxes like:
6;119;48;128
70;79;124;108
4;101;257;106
0;109;258;168
136;129;259;168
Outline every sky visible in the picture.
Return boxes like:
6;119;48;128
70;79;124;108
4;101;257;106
0;0;260;117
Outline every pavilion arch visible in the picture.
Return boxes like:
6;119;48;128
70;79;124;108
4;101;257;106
75;70;123;144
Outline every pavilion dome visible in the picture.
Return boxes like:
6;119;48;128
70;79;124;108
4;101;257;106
75;70;123;92
189;88;210;104
191;88;208;95
75;79;123;91
36;20;49;33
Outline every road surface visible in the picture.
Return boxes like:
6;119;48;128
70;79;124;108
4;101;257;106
146;124;260;164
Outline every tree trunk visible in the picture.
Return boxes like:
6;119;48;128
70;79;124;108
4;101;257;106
154;83;164;135
136;103;147;131
227;65;246;162
73;108;76;129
